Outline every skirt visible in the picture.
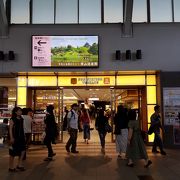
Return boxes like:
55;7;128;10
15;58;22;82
115;129;128;153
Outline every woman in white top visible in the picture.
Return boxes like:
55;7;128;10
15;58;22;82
22;108;33;159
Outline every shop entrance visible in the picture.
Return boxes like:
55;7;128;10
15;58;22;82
28;86;146;143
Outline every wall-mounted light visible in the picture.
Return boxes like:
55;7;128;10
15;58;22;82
0;50;15;61
0;51;5;60
116;50;121;60
136;49;142;59
8;51;15;60
126;50;131;60
115;49;142;61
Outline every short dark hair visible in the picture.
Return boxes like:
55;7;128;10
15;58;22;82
71;103;78;109
128;109;137;121
3;118;8;124
46;105;54;115
11;107;22;119
154;105;160;111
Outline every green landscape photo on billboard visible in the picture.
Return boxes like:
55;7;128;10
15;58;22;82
51;36;99;67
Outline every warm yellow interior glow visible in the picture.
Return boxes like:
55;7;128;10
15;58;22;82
17;76;27;86
28;76;57;86
147;105;155;123
147;86;157;104
58;76;115;86
148;124;155;142
117;75;145;85
147;75;156;85
17;87;27;106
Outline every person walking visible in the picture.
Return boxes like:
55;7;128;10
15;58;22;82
22;108;33;159
0;118;9;144
95;109;109;154
126;109;152;168
9;107;26;172
150;105;166;155
80;108;91;144
44;105;57;161
114;105;129;159
66;103;79;154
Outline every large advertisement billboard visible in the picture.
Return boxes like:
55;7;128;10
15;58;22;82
32;36;99;67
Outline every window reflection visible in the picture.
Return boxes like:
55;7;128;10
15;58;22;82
104;0;123;23
32;0;54;24
133;0;147;22
56;0;78;24
79;0;101;23
11;0;30;24
150;0;172;22
174;0;180;22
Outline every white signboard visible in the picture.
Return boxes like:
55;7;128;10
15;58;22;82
163;88;180;126
32;36;51;67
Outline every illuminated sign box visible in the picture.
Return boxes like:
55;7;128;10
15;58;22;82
58;76;115;86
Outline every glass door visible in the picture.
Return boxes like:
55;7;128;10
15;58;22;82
32;88;64;143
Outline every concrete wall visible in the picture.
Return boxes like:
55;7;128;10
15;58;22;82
0;23;180;73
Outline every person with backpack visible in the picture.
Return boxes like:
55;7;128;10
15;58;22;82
150;105;166;155
65;103;79;154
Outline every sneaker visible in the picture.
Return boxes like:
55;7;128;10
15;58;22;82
71;150;79;154
161;151;167;155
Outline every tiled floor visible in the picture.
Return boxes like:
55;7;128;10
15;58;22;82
0;130;180;180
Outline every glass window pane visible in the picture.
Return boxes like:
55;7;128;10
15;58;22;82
79;0;101;23
56;0;78;23
32;0;54;24
104;0;123;23
132;0;147;22
174;0;180;22
147;86;157;104
150;0;172;22
11;0;30;24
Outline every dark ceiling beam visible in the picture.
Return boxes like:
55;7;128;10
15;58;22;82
122;0;133;37
0;0;8;38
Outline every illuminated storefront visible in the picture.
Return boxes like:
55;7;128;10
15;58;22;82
16;71;158;142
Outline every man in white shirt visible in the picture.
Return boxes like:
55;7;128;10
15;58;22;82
65;104;79;154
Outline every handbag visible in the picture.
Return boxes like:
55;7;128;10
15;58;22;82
148;125;154;135
105;122;112;133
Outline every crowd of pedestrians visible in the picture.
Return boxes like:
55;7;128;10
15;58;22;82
0;103;167;172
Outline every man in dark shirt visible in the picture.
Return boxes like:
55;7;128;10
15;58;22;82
150;105;166;155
